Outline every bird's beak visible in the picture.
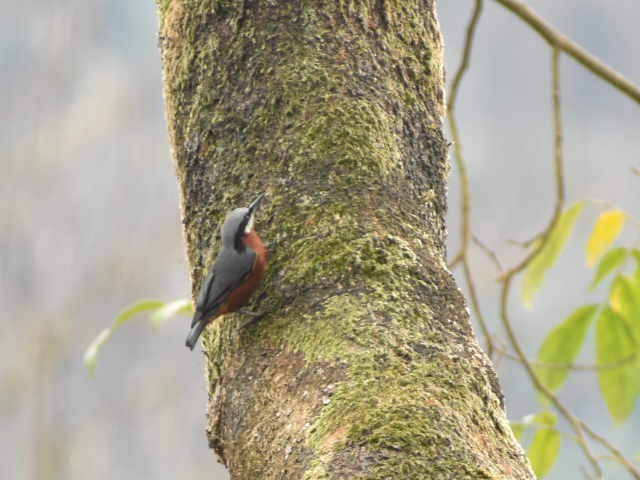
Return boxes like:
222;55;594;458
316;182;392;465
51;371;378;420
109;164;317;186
248;193;265;215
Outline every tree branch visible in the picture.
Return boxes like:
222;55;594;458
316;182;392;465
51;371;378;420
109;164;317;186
494;0;640;104
494;344;637;371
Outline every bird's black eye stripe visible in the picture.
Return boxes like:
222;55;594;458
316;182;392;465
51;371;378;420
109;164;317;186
239;215;249;232
234;216;250;251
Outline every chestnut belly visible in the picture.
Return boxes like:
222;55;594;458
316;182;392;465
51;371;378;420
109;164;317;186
218;272;263;315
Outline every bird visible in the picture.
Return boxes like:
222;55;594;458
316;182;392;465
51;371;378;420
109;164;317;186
185;193;267;350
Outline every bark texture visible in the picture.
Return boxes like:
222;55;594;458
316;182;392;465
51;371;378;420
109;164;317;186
158;1;534;478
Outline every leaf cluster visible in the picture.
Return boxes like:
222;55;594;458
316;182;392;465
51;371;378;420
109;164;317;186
517;207;640;476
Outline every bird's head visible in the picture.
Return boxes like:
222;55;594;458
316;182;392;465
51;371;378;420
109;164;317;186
221;193;265;250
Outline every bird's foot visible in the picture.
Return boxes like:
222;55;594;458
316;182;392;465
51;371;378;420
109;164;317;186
239;309;266;328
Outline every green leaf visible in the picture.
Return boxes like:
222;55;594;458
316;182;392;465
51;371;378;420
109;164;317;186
596;307;639;423
532;411;557;428
83;299;166;376
511;412;556;444
610;274;640;344
590;247;629;290
150;298;193;328
113;299;165;328
535;305;597;393
634;254;640;290
610;275;640;388
586;210;625;266
528;426;561;478
522;202;584;307
83;328;112;377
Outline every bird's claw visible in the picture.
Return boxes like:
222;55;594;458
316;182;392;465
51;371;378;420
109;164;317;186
239;309;265;328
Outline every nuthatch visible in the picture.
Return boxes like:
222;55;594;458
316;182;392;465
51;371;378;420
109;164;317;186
185;193;267;350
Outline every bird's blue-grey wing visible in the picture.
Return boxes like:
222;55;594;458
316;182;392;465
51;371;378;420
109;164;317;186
192;248;256;326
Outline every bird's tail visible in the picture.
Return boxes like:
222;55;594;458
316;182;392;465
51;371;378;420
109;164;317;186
185;319;207;350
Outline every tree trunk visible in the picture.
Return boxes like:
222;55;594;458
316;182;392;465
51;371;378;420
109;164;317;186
158;1;534;478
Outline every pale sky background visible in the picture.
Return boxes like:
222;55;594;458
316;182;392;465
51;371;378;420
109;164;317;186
1;1;638;479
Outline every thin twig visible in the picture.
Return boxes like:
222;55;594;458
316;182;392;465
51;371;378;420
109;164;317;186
462;258;494;352
494;0;640;104
494;344;637;371
448;0;482;263
447;0;496;358
472;234;503;272
507;235;541;249
495;49;565;282
581;423;640;479
447;0;484;113
580;465;597;480
449;252;462;269
551;49;565;215
500;48;565;276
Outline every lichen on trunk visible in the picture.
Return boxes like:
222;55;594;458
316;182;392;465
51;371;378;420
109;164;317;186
158;0;534;478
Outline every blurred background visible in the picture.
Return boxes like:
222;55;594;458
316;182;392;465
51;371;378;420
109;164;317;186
1;1;638;478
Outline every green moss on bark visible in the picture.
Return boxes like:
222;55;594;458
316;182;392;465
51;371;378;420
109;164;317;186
156;0;171;29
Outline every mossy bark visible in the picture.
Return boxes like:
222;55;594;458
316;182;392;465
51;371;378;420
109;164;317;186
158;1;535;478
